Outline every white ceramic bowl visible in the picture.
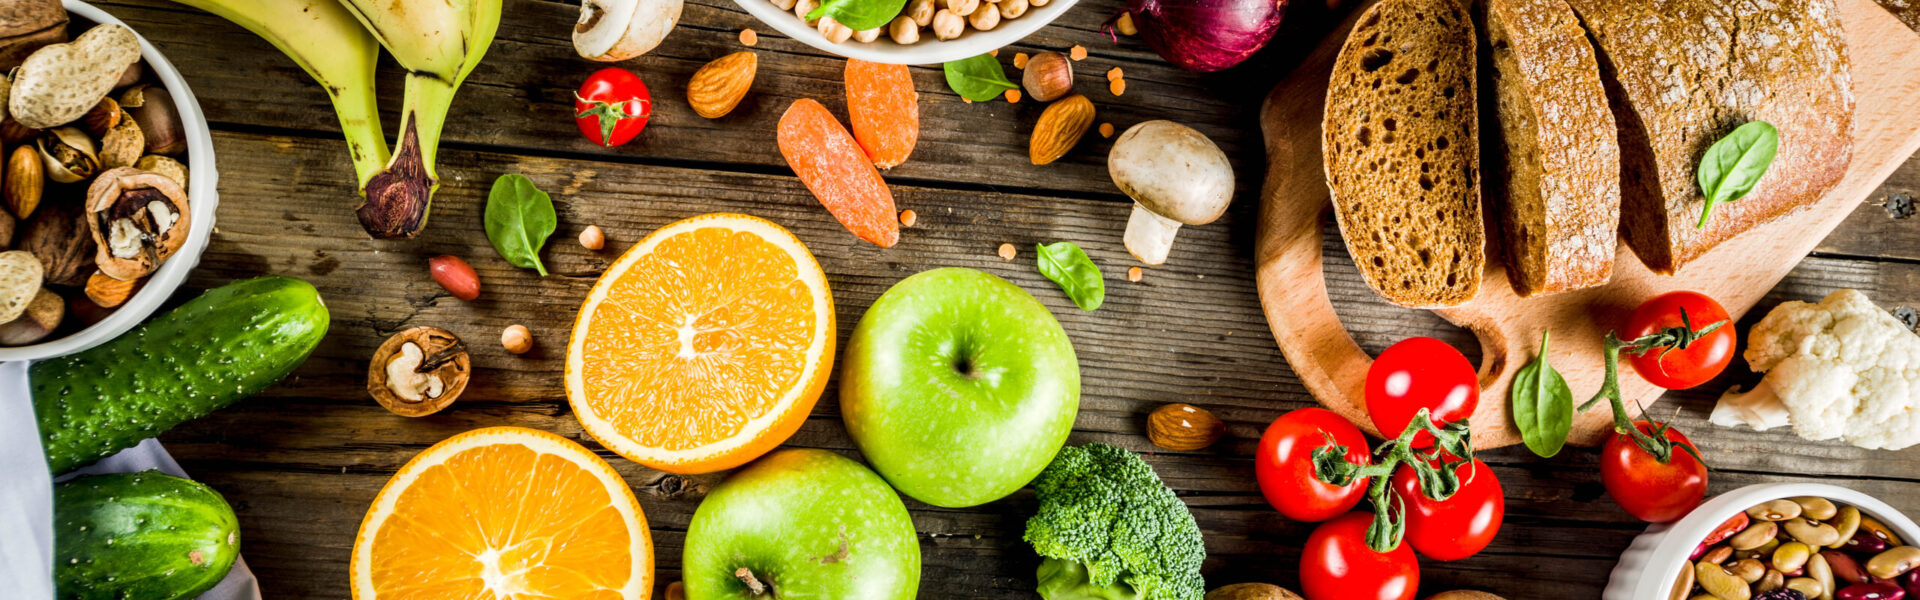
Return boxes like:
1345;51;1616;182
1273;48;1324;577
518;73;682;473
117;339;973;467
1604;483;1920;599
0;1;220;362
735;0;1081;65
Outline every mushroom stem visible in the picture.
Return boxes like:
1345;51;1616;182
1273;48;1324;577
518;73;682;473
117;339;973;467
1123;202;1184;265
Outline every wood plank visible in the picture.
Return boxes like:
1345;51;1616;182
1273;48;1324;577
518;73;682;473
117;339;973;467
150;130;1920;598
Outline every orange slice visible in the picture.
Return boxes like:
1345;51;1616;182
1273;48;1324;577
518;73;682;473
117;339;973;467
350;426;652;600
565;213;834;474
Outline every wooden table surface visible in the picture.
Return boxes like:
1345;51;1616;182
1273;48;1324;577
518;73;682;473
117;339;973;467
96;0;1920;597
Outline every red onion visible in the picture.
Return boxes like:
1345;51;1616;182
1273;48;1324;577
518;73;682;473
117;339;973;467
1121;0;1287;72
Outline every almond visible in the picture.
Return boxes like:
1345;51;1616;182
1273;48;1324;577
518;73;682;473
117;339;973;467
84;270;137;308
688;52;758;119
1029;93;1094;165
5;146;43;220
1147;402;1225;451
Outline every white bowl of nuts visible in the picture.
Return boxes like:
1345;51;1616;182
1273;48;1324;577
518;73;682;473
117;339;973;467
0;0;217;362
735;0;1079;65
1604;483;1920;600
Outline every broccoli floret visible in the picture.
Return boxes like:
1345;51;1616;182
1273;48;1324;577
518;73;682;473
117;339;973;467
1024;443;1205;600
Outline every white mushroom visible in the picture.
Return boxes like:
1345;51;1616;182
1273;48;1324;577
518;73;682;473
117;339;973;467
574;0;684;62
1106;120;1233;265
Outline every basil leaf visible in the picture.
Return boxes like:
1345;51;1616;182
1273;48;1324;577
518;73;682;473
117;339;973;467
943;54;1020;102
1511;331;1573;458
1035;241;1105;311
484;174;556;276
1696;120;1779;228
806;0;908;32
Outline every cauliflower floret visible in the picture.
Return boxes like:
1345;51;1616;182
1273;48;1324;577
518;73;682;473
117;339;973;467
1710;289;1920;450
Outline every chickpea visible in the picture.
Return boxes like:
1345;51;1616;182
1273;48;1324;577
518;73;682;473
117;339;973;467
946;0;979;17
998;0;1028;18
853;27;881;42
501;325;532;355
1030;0;1048;7
931;9;965;40
968;5;1000;30
817;15;853;43
794;0;818;24
769;0;797;11
907;0;937;25
888;15;921;44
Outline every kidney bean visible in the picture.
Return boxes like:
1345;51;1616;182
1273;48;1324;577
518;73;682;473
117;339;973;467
1853;532;1895;555
1901;569;1920;596
1830;550;1876;585
1835;581;1906;600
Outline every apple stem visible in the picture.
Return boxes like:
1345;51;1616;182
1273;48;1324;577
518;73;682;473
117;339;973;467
734;567;769;596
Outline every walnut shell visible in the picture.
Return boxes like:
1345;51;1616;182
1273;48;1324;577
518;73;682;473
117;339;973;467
19;201;92;286
85;167;189;281
368;327;470;417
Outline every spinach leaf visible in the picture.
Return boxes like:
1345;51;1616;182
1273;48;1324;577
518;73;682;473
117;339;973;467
1511;331;1573;458
806;0;908;32
1035;241;1104;311
484;174;556;276
943;54;1020;102
1696;120;1779;228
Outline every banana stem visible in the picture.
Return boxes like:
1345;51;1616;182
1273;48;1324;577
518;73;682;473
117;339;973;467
356;74;457;238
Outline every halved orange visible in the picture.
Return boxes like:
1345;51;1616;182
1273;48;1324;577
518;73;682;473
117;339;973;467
565;213;834;474
350;426;652;600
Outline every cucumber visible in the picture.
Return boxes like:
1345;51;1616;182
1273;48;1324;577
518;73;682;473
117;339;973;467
34;276;330;473
54;470;240;600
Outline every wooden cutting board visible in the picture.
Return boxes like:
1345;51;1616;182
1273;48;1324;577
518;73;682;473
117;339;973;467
1254;0;1920;449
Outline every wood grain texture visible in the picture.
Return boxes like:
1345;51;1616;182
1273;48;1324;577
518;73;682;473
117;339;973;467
55;0;1920;598
1256;0;1920;449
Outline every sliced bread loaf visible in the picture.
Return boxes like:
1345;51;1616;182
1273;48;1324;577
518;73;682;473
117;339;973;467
1564;0;1853;274
1480;0;1619;297
1323;0;1483;308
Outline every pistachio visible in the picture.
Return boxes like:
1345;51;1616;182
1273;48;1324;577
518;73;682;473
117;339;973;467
84;167;190;281
1749;499;1803;522
368;326;469;417
0;287;60;345
1866;546;1920;579
98;112;143;170
37;126;96;183
4;145;42;219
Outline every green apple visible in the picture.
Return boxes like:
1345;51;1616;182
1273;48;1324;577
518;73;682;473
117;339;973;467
841;267;1081;508
683;449;920;600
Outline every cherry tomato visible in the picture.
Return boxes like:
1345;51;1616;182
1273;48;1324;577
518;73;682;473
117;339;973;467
1602;421;1707;523
1366;337;1479;447
1300;512;1420;600
1392;457;1504;561
1623;291;1735;389
574;67;652;147
1256;408;1372;522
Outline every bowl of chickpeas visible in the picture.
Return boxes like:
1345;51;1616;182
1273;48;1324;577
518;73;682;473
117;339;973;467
735;0;1077;64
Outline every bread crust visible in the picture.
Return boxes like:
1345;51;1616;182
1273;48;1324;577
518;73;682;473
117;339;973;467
1566;0;1853;274
1481;0;1619;297
1323;0;1484;308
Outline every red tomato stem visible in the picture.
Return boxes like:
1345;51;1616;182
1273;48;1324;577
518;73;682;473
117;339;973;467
574;94;650;146
1581;324;1721;465
1311;408;1479;553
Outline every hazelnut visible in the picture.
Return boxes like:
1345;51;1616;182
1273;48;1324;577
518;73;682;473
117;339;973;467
502;324;533;354
0;287;62;346
120;85;185;155
946;0;979;17
85;167;191;281
1146;403;1225;451
888;16;920;44
579;225;606;250
37;127;98;184
906;0;936;25
931;9;964;40
1023;51;1074;102
368;327;470;417
968;4;1000;30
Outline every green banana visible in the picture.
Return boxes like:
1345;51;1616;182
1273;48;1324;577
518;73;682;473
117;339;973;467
338;0;503;238
165;0;389;188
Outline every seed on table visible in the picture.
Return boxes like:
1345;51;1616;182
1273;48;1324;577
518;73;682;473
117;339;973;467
1014;52;1030;69
1005;89;1021;103
1099;122;1114;138
502;324;533;355
1116;12;1138;35
1069;44;1087;60
998;243;1016;260
1110;78;1127;96
740;28;758;46
900;209;917;227
1128;266;1142;282
580;225;606;250
1107;66;1123;81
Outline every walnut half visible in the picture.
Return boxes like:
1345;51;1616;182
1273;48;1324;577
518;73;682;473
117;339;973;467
368;327;470;417
85;166;189;281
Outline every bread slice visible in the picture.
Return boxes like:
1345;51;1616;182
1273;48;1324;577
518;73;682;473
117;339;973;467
1479;0;1619;297
1564;0;1853;274
1324;0;1483;308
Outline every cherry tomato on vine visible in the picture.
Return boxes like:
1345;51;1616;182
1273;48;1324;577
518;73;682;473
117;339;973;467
1300;512;1420;600
574;67;652;147
1392;457;1504;561
1367;337;1479;447
1622;291;1735;389
1602;421;1707;523
1256;408;1372;522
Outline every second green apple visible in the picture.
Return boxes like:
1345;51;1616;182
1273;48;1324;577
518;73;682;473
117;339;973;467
841;267;1081;508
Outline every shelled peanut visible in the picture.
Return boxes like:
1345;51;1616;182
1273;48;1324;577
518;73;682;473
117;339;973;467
1674;497;1920;600
781;0;1044;44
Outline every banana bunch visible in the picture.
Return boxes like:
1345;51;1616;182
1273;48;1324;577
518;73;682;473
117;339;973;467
169;0;502;238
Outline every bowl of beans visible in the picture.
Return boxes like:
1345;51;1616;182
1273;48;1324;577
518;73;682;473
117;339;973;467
734;0;1079;65
1605;483;1920;600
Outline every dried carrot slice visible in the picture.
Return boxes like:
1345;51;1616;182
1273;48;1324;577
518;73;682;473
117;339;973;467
843;58;919;169
777;98;900;248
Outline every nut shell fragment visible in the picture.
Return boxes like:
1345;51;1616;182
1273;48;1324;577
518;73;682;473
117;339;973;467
84;167;190;281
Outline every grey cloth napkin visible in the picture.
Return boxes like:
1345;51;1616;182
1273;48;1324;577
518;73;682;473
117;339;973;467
3;361;261;600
